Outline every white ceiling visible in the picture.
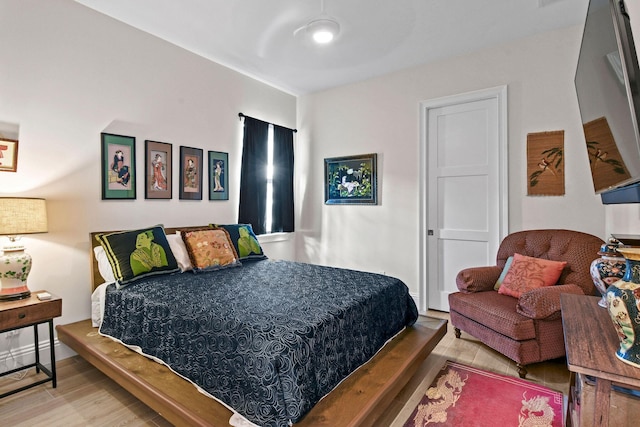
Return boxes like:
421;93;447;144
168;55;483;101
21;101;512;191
75;0;588;95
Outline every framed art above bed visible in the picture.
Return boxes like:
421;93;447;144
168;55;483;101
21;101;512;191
208;150;228;200
179;146;203;200
145;140;172;199
101;133;136;200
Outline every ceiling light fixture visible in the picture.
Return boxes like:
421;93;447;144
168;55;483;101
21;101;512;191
295;0;340;45
307;18;340;44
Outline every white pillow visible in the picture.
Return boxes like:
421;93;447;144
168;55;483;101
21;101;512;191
167;232;193;272
91;282;109;327
93;246;116;283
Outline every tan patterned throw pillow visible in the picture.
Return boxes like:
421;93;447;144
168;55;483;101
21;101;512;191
180;228;241;272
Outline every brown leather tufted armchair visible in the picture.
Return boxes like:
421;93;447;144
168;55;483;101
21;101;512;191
448;229;603;378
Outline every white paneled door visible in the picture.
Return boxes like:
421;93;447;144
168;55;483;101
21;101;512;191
419;87;508;312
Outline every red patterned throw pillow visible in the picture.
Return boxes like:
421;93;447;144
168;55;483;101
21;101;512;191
497;253;566;298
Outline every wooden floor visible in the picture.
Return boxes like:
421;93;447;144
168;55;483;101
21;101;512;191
0;311;571;427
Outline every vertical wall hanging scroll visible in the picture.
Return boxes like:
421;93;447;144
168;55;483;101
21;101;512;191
527;130;565;196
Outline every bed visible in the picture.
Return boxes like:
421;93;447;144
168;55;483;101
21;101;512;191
56;225;447;426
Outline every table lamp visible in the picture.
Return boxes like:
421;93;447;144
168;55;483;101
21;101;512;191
0;197;48;300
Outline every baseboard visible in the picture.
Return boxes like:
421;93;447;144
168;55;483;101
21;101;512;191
409;292;428;316
0;338;74;370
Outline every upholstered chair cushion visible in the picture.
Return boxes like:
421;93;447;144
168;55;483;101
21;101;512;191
495;229;602;296
456;266;502;293
448;291;536;340
516;284;585;320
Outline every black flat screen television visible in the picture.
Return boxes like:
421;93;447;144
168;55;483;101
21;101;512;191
575;0;640;203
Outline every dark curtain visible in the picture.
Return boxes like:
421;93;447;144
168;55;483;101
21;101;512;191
238;117;269;234
271;125;295;233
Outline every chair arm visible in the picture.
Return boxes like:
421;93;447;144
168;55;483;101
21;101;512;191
516;284;585;320
456;266;502;293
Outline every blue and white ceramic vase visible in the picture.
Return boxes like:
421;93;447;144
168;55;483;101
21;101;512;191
0;247;32;300
606;247;640;368
591;238;626;308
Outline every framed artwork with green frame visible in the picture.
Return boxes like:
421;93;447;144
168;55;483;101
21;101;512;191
101;133;136;200
208;151;229;200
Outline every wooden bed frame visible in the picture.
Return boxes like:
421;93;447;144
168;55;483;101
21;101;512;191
56;227;447;426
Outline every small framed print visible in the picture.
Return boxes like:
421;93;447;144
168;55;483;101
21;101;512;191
208;151;229;200
179;146;203;200
145;140;172;199
0;138;18;172
101;133;136;200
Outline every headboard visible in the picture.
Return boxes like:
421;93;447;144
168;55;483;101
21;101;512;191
89;225;209;292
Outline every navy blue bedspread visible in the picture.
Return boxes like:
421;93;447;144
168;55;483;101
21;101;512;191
99;259;418;427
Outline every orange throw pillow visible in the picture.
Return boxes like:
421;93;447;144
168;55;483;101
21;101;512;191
497;253;567;298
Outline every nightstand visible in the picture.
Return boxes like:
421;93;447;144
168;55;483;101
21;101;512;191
0;291;62;398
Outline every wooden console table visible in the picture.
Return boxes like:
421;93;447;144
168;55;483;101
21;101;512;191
561;294;640;427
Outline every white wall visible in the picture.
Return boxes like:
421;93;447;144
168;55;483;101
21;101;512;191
296;24;610;299
0;0;295;359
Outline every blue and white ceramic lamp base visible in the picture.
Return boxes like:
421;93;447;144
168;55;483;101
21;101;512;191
0;247;32;300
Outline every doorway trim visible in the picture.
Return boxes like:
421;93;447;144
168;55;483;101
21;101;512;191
418;85;509;314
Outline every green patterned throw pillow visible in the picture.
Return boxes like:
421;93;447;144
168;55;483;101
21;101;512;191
211;223;267;262
95;225;180;288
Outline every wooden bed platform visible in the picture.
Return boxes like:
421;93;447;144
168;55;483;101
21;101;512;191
57;317;446;426
59;227;447;426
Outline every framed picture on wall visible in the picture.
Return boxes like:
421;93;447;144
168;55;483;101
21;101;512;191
179;146;203;200
324;153;378;205
145;140;172;199
101;133;136;200
0;138;19;172
208;151;229;200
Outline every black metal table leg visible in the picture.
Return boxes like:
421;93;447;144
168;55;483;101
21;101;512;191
49;319;56;388
0;320;57;398
34;323;40;374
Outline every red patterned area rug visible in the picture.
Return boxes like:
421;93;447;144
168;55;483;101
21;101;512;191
403;361;564;427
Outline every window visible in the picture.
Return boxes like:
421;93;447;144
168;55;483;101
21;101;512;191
265;125;274;233
238;116;294;235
